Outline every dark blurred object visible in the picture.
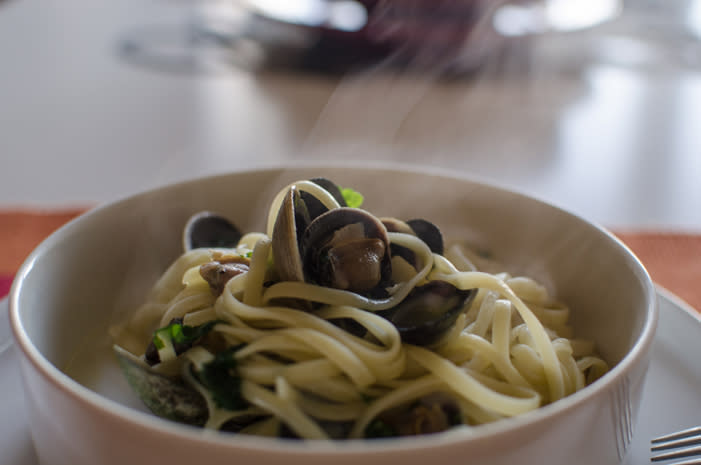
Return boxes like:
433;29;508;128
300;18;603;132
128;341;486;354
119;0;504;75
241;0;622;73
118;0;621;76
244;0;501;73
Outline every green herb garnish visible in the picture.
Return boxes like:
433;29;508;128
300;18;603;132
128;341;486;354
152;329;167;350
153;320;219;348
198;346;247;410
341;187;364;208
149;320;221;364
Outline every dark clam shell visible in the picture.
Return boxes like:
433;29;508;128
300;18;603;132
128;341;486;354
271;179;348;283
301;207;392;294
302;177;347;218
309;177;347;206
114;345;208;426
183;211;242;251
382;217;444;269
370;392;462;437
381;218;414;235
406;219;444;255
379;281;476;346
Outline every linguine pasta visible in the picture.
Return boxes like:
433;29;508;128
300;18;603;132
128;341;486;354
111;180;608;440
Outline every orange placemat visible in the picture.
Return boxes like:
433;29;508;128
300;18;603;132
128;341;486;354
1;210;699;312
0;209;89;297
613;231;701;311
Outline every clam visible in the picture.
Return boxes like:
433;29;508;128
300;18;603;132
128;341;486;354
302;177;347;217
114;345;208;426
301;207;392;294
308;177;347;205
367;392;462;437
271;180;392;295
116;315;239;426
271;186;311;283
183;211;242;252
382;217;443;255
379;281;476;346
199;258;250;296
381;217;415;235
381;217;444;270
406;219;444;255
270;178;348;283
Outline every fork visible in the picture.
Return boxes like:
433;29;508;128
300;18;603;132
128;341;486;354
651;426;701;464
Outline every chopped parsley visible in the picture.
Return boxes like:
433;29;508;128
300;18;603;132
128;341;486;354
153;320;219;349
148;319;221;364
341;187;364;208
197;346;247;410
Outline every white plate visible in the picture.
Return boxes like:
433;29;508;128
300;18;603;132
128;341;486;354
1;288;699;465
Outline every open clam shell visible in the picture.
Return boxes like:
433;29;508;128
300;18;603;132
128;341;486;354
113;345;208;426
271;186;309;283
301;207;393;294
183;211;242;252
406;219;444;255
379;281;477;346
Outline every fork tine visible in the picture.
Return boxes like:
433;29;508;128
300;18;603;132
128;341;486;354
651;445;701;463
653;427;701;444
651;459;701;465
652;435;701;452
651;427;701;464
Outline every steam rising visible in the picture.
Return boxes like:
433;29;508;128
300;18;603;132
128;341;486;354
302;0;511;157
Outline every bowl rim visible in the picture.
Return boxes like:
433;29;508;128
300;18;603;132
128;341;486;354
8;162;659;455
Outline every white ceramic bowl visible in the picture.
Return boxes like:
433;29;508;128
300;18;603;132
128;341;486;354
10;165;657;465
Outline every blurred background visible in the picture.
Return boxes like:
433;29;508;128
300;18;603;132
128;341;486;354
1;0;699;231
